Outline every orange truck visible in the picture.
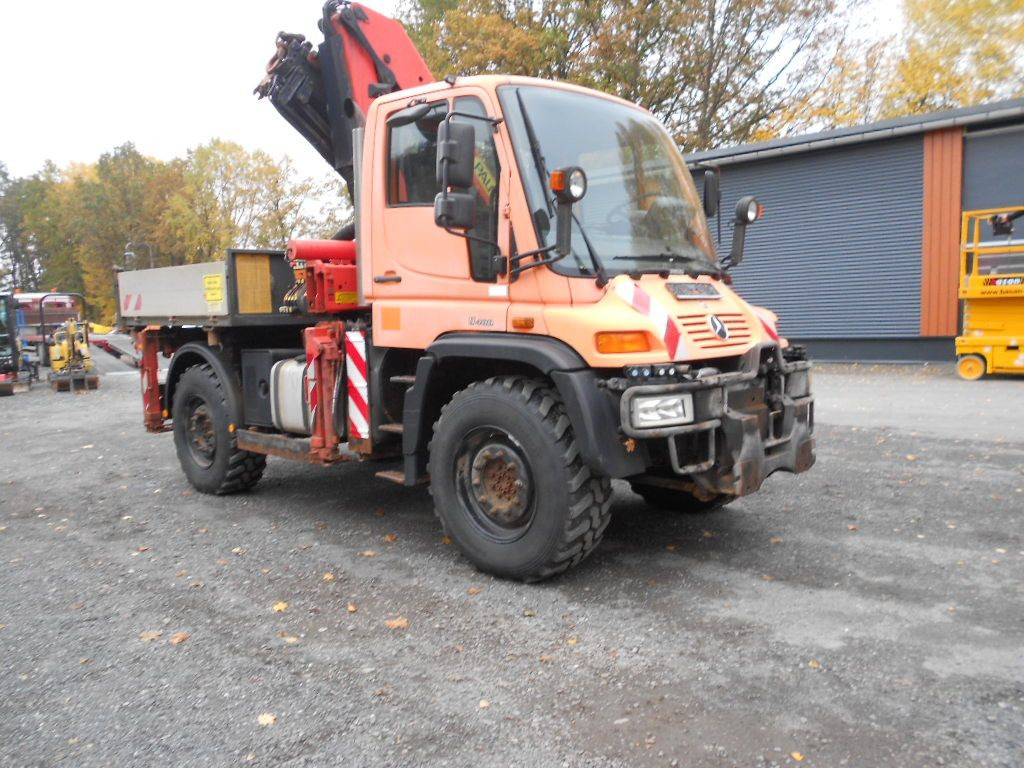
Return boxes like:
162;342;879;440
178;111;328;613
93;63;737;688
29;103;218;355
118;1;815;581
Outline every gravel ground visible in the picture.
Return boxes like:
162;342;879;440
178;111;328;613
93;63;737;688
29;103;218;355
0;360;1022;767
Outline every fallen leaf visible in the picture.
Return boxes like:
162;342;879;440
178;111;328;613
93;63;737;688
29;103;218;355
384;616;409;630
566;637;579;646
260;568;271;575
0;624;6;631
769;536;784;545
847;524;859;531
478;699;491;709
665;544;677;551
374;687;388;696
322;572;335;581
282;635;299;645
467;587;481;595
384;533;398;543
257;713;277;726
139;630;162;642
441;536;453;545
540;655;553;664
905;454;917;461
522;609;536;617
175;570;187;578
215;558;229;566
359;550;378;558
790;752;805;762
346;602;358;614
137;546;150;553
190;580;205;589
272;601;289;613
452;644;465;653
197;527;209;534
169;631;190;646
231;546;244;555
807;659;821;669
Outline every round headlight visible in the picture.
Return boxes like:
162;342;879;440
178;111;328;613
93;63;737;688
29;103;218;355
745;200;758;222
568;168;587;201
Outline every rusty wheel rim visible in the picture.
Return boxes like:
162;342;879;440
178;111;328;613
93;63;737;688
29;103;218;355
184;395;217;468
454;427;535;542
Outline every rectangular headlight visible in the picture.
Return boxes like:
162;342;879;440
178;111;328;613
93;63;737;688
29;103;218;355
630;393;694;429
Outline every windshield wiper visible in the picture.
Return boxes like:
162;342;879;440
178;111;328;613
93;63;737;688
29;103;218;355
571;211;609;287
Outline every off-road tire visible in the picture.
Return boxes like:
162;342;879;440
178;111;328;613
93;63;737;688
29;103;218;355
629;481;734;514
428;377;612;581
172;363;266;495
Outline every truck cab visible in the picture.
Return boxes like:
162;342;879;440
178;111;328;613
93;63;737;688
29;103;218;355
118;3;814;581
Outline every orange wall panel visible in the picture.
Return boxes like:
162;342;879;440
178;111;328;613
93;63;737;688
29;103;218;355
921;128;963;336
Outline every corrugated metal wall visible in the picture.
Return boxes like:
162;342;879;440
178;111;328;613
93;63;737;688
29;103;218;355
694;136;924;338
962;125;1024;210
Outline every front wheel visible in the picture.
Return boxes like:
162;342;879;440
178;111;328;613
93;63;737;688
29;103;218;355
172;363;266;494
428;377;612;581
956;354;986;381
630;481;734;514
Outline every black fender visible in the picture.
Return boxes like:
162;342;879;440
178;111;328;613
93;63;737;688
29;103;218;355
165;342;244;426
400;333;645;484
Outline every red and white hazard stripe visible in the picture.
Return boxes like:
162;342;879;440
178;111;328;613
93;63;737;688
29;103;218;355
751;306;781;342
613;278;686;359
345;330;370;440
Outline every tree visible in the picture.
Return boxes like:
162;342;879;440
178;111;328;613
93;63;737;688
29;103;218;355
401;0;852;151
882;0;1024;117
163;139;351;265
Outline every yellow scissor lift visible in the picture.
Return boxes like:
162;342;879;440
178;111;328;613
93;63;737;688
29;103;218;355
956;206;1024;380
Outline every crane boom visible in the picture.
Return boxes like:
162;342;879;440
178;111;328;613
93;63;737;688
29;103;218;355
256;0;434;189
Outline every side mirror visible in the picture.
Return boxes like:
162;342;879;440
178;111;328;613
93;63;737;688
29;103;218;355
723;195;762;270
550;166;587;256
435;120;475;190
702;168;719;218
434;191;476;229
434;118;477;230
387;102;433;127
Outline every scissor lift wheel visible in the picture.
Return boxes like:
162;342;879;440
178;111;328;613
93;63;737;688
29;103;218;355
957;354;986;381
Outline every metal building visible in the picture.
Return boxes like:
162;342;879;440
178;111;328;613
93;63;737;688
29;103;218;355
687;98;1024;361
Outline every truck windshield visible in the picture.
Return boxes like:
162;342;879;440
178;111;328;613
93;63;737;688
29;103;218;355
498;85;717;277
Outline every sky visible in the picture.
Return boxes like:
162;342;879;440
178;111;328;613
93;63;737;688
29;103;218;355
0;0;398;182
0;0;898;184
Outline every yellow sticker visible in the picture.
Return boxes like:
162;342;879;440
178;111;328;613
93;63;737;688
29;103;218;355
334;290;358;305
203;274;225;303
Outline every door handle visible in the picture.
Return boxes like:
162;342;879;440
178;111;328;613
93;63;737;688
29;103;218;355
373;274;402;284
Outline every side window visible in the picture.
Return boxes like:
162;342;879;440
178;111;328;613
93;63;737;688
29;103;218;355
387;102;447;206
454;96;501;282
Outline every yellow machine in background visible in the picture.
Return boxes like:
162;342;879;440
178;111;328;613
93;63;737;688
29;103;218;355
48;317;99;391
956;206;1024;380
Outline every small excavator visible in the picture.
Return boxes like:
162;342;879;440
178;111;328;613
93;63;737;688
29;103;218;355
43;292;100;392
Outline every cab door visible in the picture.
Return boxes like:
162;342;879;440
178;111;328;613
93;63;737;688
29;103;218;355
368;88;512;350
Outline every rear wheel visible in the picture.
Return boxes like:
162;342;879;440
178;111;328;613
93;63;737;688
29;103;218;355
428;377;612;581
630;481;734;514
956;354;986;381
172;364;266;494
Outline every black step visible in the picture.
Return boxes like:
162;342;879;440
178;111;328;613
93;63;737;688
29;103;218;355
389;375;416;385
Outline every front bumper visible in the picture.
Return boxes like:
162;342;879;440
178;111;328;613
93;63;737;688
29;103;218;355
618;348;815;497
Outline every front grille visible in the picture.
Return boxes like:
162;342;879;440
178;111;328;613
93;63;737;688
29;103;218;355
677;312;752;350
